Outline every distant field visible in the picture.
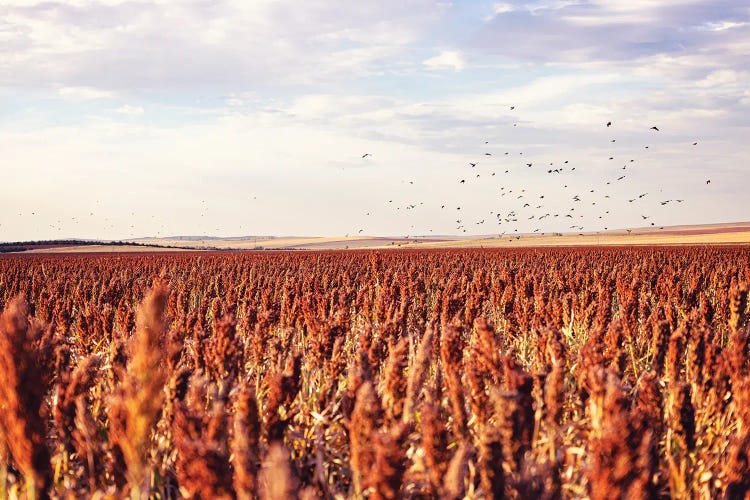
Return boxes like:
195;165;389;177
11;221;750;253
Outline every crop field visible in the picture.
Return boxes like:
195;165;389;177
0;247;749;499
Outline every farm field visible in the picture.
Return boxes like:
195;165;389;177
16;221;750;253
1;247;749;499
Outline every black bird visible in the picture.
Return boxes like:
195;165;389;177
362;153;371;158
469;162;477;167
693;142;698;146
510;106;515;110
460;179;465;184
527;163;533;167
485;153;492;156
706;179;711;184
650;126;659;131
607;121;612;127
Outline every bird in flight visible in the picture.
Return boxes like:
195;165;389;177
362;153;371;158
706;179;711;184
510;106;515;110
606;121;612;127
650;126;659;131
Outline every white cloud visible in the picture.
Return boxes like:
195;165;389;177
0;0;443;89
116;105;144;115
701;20;749;31
492;3;516;15
57;86;114;100
423;50;465;72
694;69;742;88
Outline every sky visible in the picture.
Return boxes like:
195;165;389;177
1;0;749;240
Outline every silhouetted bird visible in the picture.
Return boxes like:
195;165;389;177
650;126;659;131
362;153;371;158
607;121;612;127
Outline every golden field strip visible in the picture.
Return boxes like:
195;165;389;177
18;222;750;252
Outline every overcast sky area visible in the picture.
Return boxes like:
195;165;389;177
1;0;749;240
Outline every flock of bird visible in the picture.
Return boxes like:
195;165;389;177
4;107;712;242
358;106;710;240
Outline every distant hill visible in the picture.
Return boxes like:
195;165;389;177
6;221;750;253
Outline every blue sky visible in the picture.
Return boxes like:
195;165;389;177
1;0;748;240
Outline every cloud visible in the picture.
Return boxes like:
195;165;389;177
57;86;114;100
116;104;144;115
492;3;517;15
423;50;466;72
0;0;445;90
477;0;750;67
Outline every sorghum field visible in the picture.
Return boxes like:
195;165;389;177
0;247;749;499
